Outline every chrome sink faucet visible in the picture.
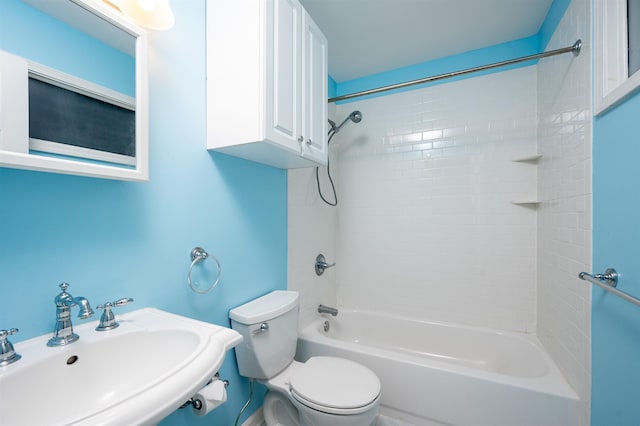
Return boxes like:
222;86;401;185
47;282;94;347
318;304;338;316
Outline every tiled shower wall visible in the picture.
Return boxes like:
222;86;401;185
289;101;339;329
537;0;591;423
288;163;338;328
333;67;539;332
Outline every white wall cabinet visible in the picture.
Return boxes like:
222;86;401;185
301;12;328;164
206;0;328;169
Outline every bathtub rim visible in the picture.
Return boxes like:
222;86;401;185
298;309;579;401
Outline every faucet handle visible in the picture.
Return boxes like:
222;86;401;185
0;328;18;340
97;298;134;309
96;298;133;331
315;254;336;276
0;328;21;366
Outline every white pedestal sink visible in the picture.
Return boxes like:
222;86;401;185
0;308;242;425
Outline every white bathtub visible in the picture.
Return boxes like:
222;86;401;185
296;310;579;426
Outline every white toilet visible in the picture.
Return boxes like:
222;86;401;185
229;291;381;426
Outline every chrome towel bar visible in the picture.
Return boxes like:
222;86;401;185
579;268;640;308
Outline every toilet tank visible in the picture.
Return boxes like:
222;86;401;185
229;290;299;380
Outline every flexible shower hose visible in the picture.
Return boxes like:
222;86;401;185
316;130;338;206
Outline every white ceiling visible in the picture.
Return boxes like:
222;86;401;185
299;0;554;82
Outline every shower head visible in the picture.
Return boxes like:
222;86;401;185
330;110;363;134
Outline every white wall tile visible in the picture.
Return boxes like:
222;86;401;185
537;0;591;424
334;67;539;332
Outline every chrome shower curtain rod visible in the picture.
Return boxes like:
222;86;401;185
328;39;582;103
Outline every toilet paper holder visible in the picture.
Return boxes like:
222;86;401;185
180;373;229;411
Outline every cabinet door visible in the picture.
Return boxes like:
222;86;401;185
265;0;302;151
301;12;328;165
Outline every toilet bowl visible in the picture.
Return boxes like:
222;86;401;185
229;291;381;426
263;392;299;426
264;357;380;426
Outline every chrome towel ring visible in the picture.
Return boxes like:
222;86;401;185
188;247;221;294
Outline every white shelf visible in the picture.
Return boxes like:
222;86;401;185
511;200;541;206
512;154;542;162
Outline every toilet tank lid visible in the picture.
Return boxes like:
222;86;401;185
229;290;299;324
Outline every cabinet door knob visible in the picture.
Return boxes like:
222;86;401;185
306;139;312;146
298;136;304;142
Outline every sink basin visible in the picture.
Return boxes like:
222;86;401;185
0;308;242;425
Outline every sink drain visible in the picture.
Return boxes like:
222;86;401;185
66;355;78;365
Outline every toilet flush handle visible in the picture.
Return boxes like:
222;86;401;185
252;323;269;334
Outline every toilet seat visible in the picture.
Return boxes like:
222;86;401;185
289;356;381;415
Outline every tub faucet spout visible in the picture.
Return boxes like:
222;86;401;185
318;304;338;316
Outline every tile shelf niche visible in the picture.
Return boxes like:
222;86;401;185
511;154;542;206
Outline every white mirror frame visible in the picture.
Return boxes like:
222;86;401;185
0;0;149;181
595;0;640;115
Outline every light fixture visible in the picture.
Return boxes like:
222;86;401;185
103;0;175;31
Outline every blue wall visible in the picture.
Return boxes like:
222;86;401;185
0;0;285;424
592;92;640;425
